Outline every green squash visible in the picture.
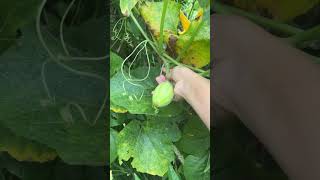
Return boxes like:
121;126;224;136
152;81;174;108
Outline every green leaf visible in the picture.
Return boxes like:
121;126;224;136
0;153;107;180
183;153;210;180
177;115;210;156
0;155;53;180
168;165;181;180
110;51;124;77
198;0;210;8
65;16;108;57
0;0;42;52
0;124;57;163
110;112;128;127
110;116;121;127
0;24;107;165
110;67;184;117
120;0;139;16
110;128;118;164
134;173;141;180
140;1;181;38
117;119;181;176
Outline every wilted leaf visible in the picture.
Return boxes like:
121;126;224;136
140;1;181;38
175;16;210;68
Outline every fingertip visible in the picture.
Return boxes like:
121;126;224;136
156;75;166;84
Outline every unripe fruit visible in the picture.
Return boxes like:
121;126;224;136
152;81;174;108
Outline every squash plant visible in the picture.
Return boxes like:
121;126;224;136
0;0;108;179
110;0;210;179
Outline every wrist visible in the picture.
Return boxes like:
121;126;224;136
173;79;192;99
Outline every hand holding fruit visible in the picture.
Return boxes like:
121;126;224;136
154;66;210;129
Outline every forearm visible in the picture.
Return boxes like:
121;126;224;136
181;73;211;129
213;15;320;180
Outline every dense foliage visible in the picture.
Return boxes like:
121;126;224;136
110;0;211;179
0;0;107;179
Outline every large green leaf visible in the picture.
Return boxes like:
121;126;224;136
183;153;210;180
110;67;184;116
117;119;181;176
177;115;210;156
0;125;57;163
0;24;107;165
0;0;42;52
140;1;181;38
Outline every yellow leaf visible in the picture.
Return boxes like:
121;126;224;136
111;104;128;113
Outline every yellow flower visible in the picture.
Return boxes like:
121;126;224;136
179;8;204;35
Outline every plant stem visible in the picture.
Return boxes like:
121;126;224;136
37;0;107;126
287;25;320;47
214;2;303;36
130;13;209;77
60;0;77;56
130;13;155;49
163;53;208;75
159;0;169;51
188;0;197;19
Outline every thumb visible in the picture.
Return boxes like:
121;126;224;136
170;66;195;82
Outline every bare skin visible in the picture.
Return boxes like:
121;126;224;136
213;14;320;180
156;66;210;129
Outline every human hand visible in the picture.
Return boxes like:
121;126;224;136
156;66;210;129
156;66;202;101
